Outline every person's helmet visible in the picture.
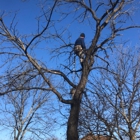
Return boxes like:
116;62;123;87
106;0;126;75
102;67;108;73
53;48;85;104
80;33;85;37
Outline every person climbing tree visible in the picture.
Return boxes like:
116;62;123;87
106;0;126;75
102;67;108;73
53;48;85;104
74;33;86;67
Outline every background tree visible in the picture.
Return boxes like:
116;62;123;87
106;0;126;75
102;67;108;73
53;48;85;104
79;46;140;140
0;73;58;140
0;0;140;140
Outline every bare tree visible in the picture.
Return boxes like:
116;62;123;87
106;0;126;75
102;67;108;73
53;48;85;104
79;46;140;140
0;1;140;140
0;73;57;140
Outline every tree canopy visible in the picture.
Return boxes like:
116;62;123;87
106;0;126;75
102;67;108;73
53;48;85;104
0;0;140;140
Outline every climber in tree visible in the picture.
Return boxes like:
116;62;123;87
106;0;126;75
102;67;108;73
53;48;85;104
74;33;86;67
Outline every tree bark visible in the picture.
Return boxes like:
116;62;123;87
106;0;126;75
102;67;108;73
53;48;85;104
67;98;81;140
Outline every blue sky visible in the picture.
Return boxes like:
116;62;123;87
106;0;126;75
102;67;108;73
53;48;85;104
0;0;140;139
0;0;140;52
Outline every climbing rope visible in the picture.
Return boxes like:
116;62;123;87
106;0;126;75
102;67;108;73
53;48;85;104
72;54;76;83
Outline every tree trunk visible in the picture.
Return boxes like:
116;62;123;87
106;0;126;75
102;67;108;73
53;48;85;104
129;128;136;140
67;99;81;140
67;60;90;140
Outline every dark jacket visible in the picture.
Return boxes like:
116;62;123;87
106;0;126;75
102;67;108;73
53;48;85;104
74;37;86;50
